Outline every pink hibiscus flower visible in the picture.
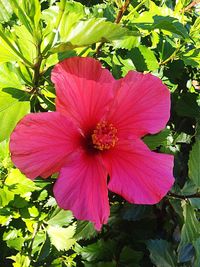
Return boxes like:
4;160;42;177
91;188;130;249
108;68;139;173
10;57;174;230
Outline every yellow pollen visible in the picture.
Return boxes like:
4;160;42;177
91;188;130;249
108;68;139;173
92;121;118;151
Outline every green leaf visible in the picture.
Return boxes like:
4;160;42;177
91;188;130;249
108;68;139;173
8;253;31;267
193;238;200;267
190;198;200;209
189;17;200;41
128;45;159;71
84;262;116;267
47;209;74;227
74;221;97;241
181;49;200;68
41;5;59;34
157;36;176;62
32;230;46;254
51;18;131;52
188;140;200;187
10;0;33;33
11;195;29;208
152;16;189;39
5;169;38;196
0;89;30;142
0;140;12;169
37;233;51;262
3;228;25;252
77;239;116;262
7;237;24;251
0;140;9;158
0;187;14;206
181;180;197;195
175;93;200;118
37;189;48;201
3;229;19;240
47;224;76;251
43;1;135;53
58;1;86;39
13;25;37;63
120;247;143;267
180;201;200;247
41;0;86;53
174;132;192;144
134;11;189;39
147;239;177;267
112;35;140;50
0;27;33;67
178;244;194;263
0;0;13;23
121;204;152;221
0;37;22;64
21;0;41;29
151;31;159;49
28;206;39;217
143;129;171;150
0;64;30;142
0;63;24;89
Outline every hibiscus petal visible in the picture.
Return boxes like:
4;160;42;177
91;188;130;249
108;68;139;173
10;112;80;179
107;71;170;138
51;57;116;132
103;139;174;204
53;151;109;230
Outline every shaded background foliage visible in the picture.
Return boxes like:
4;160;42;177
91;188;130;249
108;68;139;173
0;0;199;266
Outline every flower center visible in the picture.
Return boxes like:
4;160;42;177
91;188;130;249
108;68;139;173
92;121;118;151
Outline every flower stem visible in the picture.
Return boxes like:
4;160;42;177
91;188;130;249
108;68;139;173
30;42;43;94
27;221;41;261
124;0;147;20
42;1;65;56
182;0;199;12
95;0;130;56
167;191;200;200
115;0;130;23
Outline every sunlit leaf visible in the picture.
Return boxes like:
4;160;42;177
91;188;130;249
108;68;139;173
113;35;140;50
0;0;13;23
0;36;22;64
5;169;38;196
10;0;33;33
47;209;73;227
0;89;30;142
51;18;132;52
21;0;41;29
8;253;31;267
128;45;159;71
47;224;76;251
13;25;37;63
0;187;14;206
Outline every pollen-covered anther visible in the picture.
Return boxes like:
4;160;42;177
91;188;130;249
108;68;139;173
92;121;118;151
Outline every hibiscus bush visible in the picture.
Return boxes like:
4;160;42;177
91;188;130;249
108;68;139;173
0;0;200;266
